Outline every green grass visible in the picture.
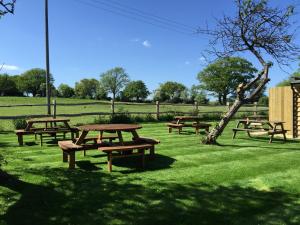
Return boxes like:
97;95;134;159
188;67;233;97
0;97;268;130
0;122;299;225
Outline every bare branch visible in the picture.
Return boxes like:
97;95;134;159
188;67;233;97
0;0;16;17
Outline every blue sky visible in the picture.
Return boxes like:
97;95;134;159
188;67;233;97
0;0;299;94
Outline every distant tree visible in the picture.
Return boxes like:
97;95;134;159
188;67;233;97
276;64;300;87
0;0;16;18
122;80;150;102
0;73;20;96
100;67;129;101
95;83;108;100
190;85;209;104
18;68;54;97
154;81;187;103
197;57;257;105
57;84;74;98
199;0;299;144
74;78;100;99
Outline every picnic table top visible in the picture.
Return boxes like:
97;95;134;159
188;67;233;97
237;119;285;124
77;124;142;132
26;117;70;123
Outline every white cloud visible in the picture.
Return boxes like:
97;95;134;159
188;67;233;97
185;61;191;65
142;40;151;48
198;57;206;62
1;64;20;71
131;38;140;42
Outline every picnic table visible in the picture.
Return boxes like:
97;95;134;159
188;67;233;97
232;119;287;143
15;117;79;146
58;124;160;171
167;116;211;134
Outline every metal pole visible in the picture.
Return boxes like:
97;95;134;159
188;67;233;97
45;0;51;115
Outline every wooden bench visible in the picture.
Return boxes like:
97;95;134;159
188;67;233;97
167;123;184;134
15;127;79;146
99;143;153;172
58;140;108;169
167;122;211;134
132;137;160;158
74;134;118;144
36;128;79;146
233;128;288;143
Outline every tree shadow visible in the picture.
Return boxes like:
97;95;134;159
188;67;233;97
1;168;300;225
111;154;176;173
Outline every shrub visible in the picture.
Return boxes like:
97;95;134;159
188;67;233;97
93;116;110;124
12;118;27;129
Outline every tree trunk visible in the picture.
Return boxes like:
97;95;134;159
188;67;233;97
218;94;222;105
222;94;227;105
203;99;243;144
203;65;270;144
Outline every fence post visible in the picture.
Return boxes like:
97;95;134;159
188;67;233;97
194;101;198;115
52;99;56;118
226;102;230;111
156;101;160;120
254;102;258;116
111;99;115;115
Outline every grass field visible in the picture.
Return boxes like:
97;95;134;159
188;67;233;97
0;122;299;225
0;97;268;131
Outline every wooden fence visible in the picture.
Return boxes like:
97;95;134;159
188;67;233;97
0;100;268;120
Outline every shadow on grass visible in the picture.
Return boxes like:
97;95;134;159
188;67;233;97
1;168;300;225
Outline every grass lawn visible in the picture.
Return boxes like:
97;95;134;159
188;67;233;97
1;121;299;225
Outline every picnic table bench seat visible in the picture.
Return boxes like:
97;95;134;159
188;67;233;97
232;126;288;143
58;140;108;169
99;143;154;172
167;122;211;134
73;134;118;144
167;123;185;134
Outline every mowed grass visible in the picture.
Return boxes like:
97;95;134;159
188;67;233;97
0;122;300;225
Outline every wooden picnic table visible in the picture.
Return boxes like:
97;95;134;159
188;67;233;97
232;119;287;143
168;116;211;134
25;117;71;131
76;124;142;145
60;124;159;171
15;117;78;146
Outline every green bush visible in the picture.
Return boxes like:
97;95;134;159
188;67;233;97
93;116;110;124
12;118;27;129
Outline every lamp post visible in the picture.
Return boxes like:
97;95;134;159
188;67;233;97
45;0;51;115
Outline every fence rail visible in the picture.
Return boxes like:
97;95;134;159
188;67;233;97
0;100;268;120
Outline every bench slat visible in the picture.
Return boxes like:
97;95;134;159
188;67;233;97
99;143;153;152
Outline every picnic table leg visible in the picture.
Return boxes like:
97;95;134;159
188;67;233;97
149;146;155;160
69;151;76;169
107;152;113;172
168;127;172;133
141;149;145;169
40;134;43;147
17;134;23;146
62;151;68;162
232;121;241;139
195;127;199;135
280;123;287;142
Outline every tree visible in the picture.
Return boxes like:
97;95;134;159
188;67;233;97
0;73;20;96
276;64;300;87
18;68;54;97
154;81;187;103
100;67;129;111
197;57;257;105
199;0;299;144
122;80;150;102
190;85;209;104
57;84;74;98
74;79;100;99
0;0;16;18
